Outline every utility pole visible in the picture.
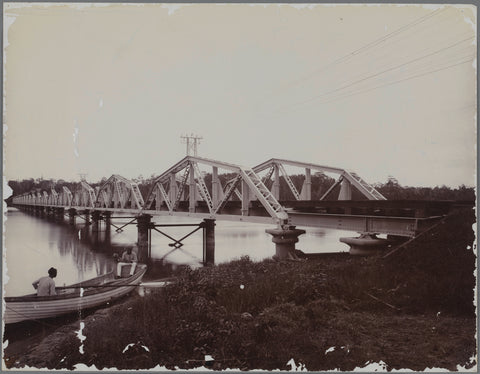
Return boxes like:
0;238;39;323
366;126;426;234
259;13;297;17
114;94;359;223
180;134;202;156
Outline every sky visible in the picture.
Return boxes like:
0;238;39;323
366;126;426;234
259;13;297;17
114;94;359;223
3;3;477;188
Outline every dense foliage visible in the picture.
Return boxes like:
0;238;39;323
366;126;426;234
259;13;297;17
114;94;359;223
28;208;474;371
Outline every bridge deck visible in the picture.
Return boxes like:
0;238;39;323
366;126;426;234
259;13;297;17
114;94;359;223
13;199;472;238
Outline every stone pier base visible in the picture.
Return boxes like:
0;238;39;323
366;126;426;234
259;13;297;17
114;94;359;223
266;226;306;259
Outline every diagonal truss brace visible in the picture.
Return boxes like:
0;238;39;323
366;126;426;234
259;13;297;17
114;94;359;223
192;162;214;214
240;168;288;221
213;174;242;214
277;164;300;200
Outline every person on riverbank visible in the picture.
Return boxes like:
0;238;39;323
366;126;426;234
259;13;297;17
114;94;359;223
116;247;138;277
32;267;57;296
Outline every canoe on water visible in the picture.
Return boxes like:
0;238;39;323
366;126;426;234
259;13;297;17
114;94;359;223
4;264;147;325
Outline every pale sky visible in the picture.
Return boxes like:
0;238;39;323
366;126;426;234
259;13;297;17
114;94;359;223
3;3;477;188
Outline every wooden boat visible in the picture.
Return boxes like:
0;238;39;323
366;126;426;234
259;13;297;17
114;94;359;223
4;264;147;324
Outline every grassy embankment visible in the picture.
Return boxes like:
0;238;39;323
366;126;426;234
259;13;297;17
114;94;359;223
12;209;477;370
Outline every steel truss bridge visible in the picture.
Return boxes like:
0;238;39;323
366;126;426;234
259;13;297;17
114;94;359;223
12;156;455;238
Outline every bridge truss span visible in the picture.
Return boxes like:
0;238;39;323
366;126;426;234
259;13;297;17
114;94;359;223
96;175;144;210
141;156;288;224
12;155;457;239
253;158;386;201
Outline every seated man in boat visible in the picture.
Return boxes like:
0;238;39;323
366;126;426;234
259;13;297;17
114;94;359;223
116;247;138;277
32;267;57;296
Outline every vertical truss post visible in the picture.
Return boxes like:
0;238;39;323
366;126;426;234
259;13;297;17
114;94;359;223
170;173;178;206
212;166;220;209
338;178;353;200
189;164;196;212
203;219;215;265
301;168;312;200
272;164;280;200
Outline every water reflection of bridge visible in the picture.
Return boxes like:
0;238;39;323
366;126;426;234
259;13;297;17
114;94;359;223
12;156;467;262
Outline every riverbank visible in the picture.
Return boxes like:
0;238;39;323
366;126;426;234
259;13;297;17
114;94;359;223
4;209;476;371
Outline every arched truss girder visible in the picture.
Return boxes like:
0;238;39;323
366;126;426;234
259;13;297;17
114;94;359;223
47;188;58;205
253;158;386;201
143;156;288;222
60;186;73;206
95;175;145;209
72;181;97;208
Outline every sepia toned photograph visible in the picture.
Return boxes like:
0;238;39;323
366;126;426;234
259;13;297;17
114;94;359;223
2;2;477;371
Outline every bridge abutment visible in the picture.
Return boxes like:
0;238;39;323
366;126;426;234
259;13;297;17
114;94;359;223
266;226;306;259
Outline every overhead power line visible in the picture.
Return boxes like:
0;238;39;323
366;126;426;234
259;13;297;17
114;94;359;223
290;57;475;109
281;35;474;111
263;7;448;97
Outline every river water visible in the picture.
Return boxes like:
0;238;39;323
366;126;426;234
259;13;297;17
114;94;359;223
4;207;352;297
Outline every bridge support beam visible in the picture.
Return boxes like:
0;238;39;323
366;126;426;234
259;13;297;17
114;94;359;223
68;208;76;226
266;226;306;259
203;219;215;265
137;214;153;263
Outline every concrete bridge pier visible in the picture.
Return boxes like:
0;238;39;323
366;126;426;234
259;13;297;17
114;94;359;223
137;214;153;263
68;208;76;225
266;226;306;260
340;234;389;256
203;219;215;265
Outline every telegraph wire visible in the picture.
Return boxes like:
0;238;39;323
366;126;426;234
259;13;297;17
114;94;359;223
259;7;448;100
291;57;474;109
276;35;474;112
296;54;475;108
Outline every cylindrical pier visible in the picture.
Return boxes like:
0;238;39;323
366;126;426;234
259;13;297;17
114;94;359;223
91;211;101;233
340;234;389;256
266;226;306;259
68;208;76;226
203;219;216;265
137;214;153;263
55;208;64;222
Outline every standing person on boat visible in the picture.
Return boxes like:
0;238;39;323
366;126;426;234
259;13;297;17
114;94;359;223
32;267;57;296
117;247;138;277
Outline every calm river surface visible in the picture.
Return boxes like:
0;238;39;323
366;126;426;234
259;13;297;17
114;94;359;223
4;207;352;297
